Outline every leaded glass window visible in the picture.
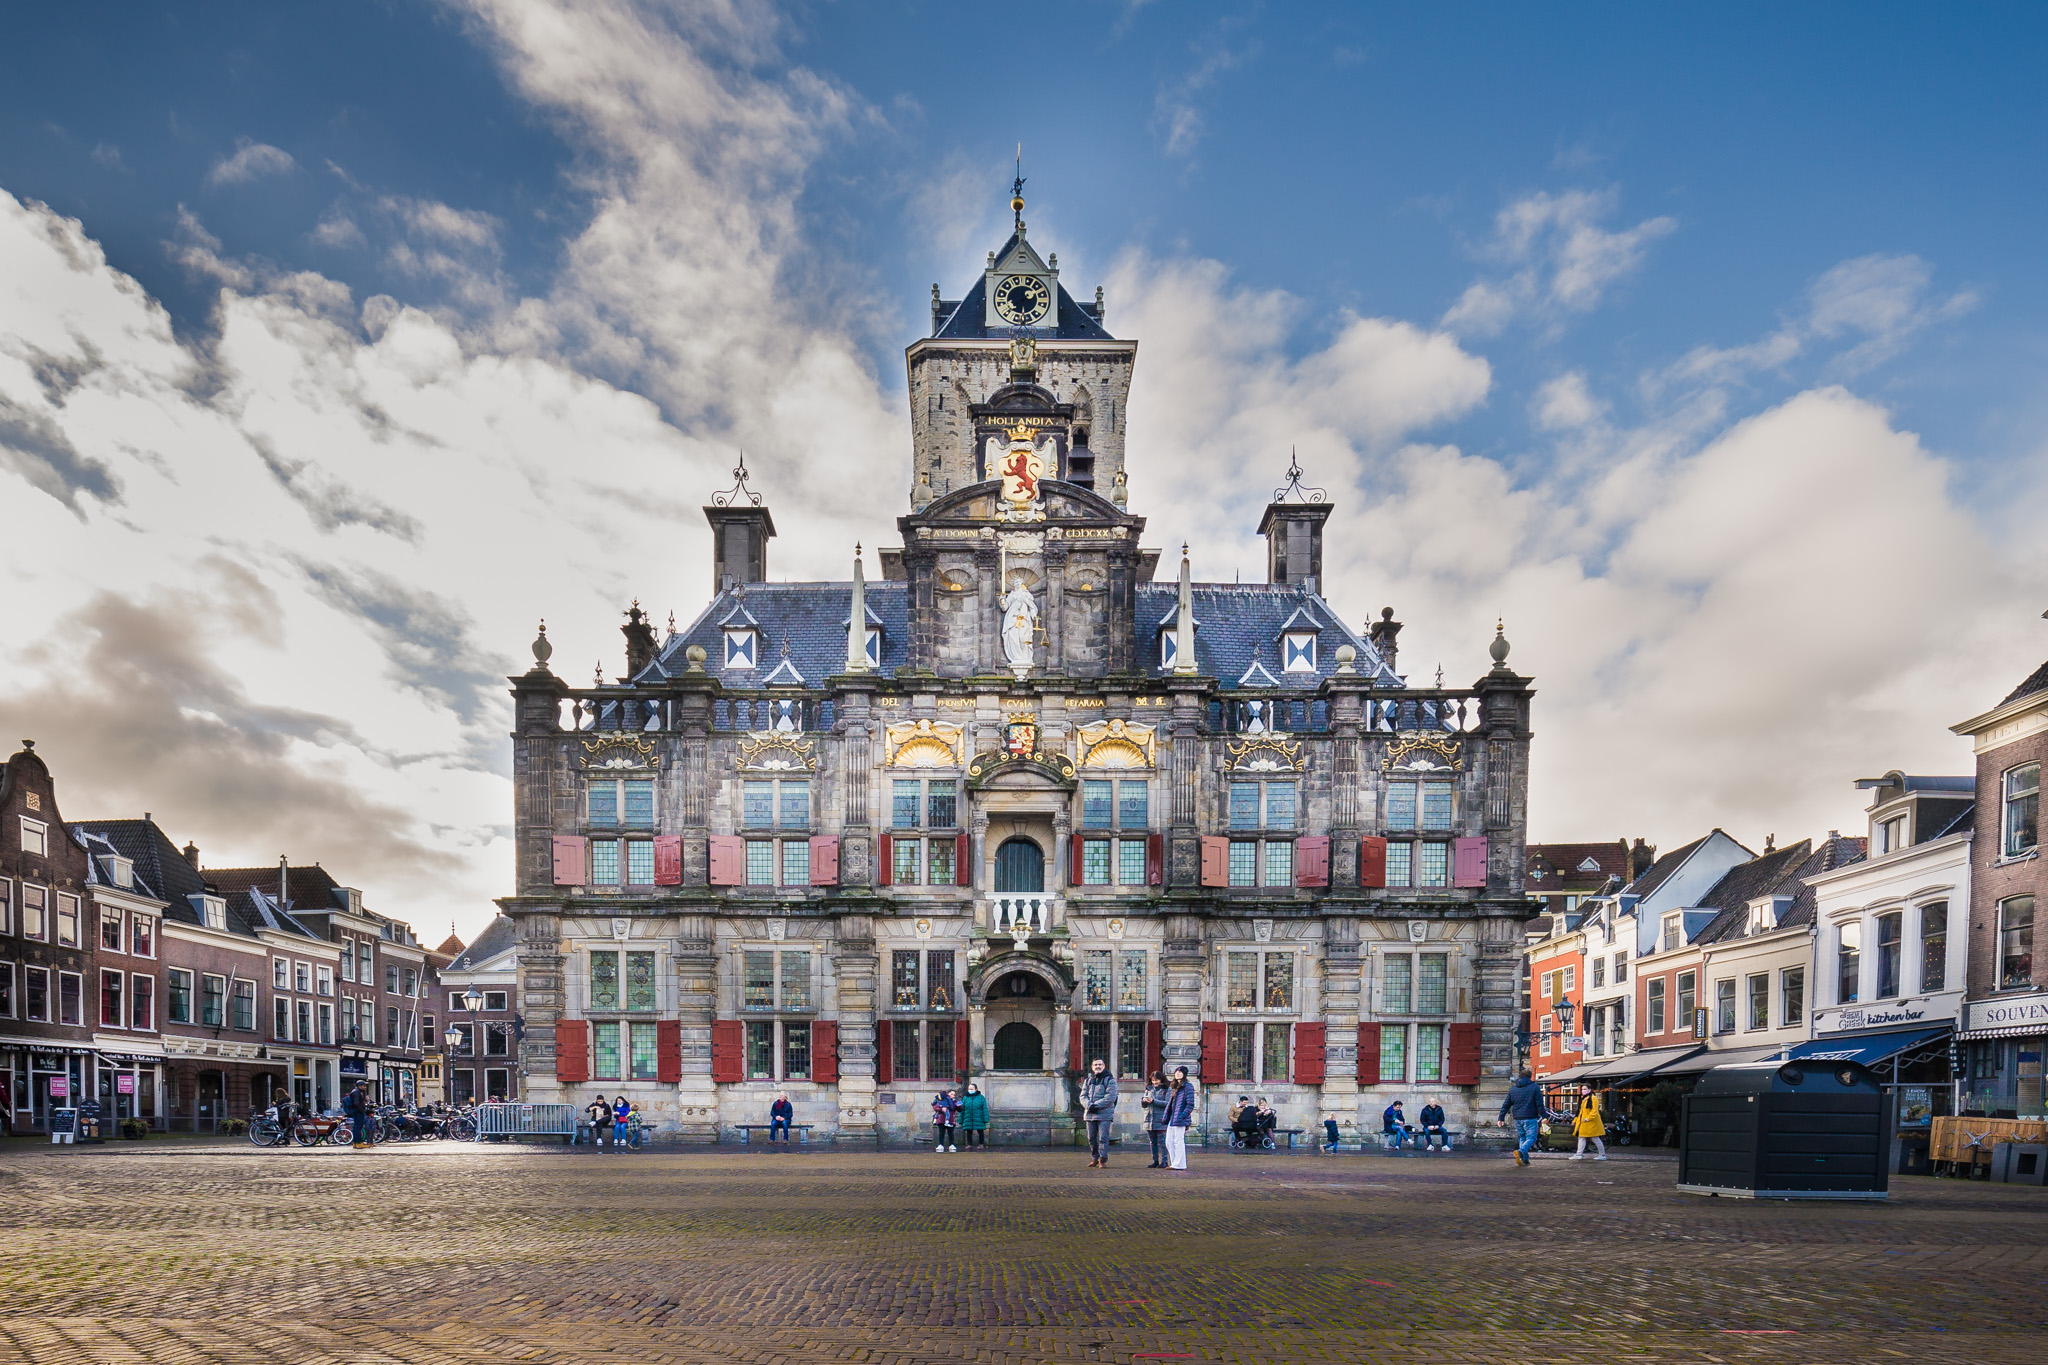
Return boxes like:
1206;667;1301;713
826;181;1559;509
1263;781;1297;829
1418;842;1448;888
746;1021;775;1079
1118;839;1147;886
780;951;811;1010
926;779;957;829
1382;953;1412;1014
589;783;618;828
783;1023;810;1079
1386;842;1413;887
626;952;656;1011
1228;841;1258;887
626;840;654;885
781;839;810;886
1414;1024;1443;1081
1083;1019;1111;1069
622;780;655;828
892;950;921;1009
591;840;620;885
1386;783;1416;831
1263;953;1293;1010
590;951;619;1010
1083;950;1113;1009
778;780;809;829
1082;839;1111;886
1262;841;1293;887
926;837;955;885
1418;954;1447;1014
1225;1022;1255;1080
926;1021;955;1081
1082;780;1114;829
892;837;920;885
630;1022;659;1079
1226;952;1258;1010
925;951;956;1012
1379;1024;1407;1082
892;1020;921;1080
593;1021;622;1079
1262;1022;1290;1081
1117;950;1147;1011
743;950;775;1009
1420;781;1452;829
1118;781;1149;829
892;780;921;829
1229;783;1260;830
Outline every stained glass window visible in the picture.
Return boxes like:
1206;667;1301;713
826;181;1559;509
1225;1023;1255;1080
743;781;775;828
1226;953;1258;1010
1082;780;1114;829
743;950;775;1010
593;1021;621;1079
590;951;619;1010
892;951;921;1009
1382;954;1412;1014
630;1022;659;1079
626;952;656;1011
746;1021;775;1079
1083;950;1112;1009
779;780;810;829
1118;781;1149;829
925;951;955;1012
784;1023;810;1079
588;783;618;827
926;780;957;829
780;951;811;1010
1117;951;1147;1011
1262;1023;1290;1081
1418;954;1447;1014
622;780;655;827
1263;953;1293;1010
926;837;955;885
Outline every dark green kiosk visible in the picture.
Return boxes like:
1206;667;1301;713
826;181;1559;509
1677;1060;1890;1201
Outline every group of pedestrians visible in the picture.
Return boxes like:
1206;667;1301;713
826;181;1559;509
927;1083;990;1150
1497;1068;1607;1164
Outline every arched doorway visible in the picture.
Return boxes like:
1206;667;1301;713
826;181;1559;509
993;1022;1043;1070
994;837;1044;892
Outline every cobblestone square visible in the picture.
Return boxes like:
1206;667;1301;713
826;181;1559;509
2;1142;2044;1365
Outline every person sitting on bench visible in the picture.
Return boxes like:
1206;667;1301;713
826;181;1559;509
769;1092;794;1144
1254;1098;1279;1146
1417;1100;1450;1151
1231;1096;1262;1148
1382;1100;1411;1150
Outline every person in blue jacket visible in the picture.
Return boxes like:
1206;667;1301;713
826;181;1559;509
612;1094;632;1148
1382;1099;1410;1151
1498;1069;1546;1166
1163;1066;1197;1170
769;1092;794;1145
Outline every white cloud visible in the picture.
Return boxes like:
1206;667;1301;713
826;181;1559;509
1532;371;1605;431
206;137;298;187
1443;187;1674;336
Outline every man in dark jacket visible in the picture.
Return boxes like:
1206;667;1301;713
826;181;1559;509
1382;1099;1409;1151
342;1083;371;1150
1498;1069;1545;1165
1080;1058;1119;1167
1418;1100;1450;1152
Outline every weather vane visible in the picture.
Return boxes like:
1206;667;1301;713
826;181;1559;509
711;452;763;508
1011;143;1026;227
1272;447;1328;505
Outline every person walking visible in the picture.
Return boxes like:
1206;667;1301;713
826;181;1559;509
1142;1072;1171;1167
272;1087;295;1144
585;1093;612;1150
1162;1066;1196;1171
1570;1090;1608;1161
1498;1068;1545;1166
1081;1057;1119;1168
931;1090;959;1152
959;1083;989;1148
612;1094;632;1150
769;1092;794;1146
342;1082;370;1150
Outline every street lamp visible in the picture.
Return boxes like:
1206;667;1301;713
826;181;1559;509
1553;997;1577;1033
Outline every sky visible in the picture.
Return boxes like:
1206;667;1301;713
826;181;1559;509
3;1;2046;942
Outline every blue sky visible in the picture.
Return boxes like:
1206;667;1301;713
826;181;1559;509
3;1;2044;936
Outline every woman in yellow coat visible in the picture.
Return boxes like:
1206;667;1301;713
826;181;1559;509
1570;1091;1607;1161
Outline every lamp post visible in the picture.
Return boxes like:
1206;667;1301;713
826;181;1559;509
441;989;485;1104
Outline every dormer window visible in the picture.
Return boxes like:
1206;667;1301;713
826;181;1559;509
1876;814;1908;855
199;895;227;930
866;626;882;667
725;628;759;669
107;855;134;890
1661;913;1682;952
1160;630;1178;669
1282;631;1317;672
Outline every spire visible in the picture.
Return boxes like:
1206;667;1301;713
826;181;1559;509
1173;542;1197;676
846;543;871;674
1011;143;1026;229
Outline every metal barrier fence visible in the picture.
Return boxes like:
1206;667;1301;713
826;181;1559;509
474;1102;578;1140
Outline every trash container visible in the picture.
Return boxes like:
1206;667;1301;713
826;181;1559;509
1678;1060;1889;1200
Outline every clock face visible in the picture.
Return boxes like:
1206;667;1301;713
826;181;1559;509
993;274;1051;326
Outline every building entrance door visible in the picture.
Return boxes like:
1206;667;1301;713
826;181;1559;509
994;838;1044;892
993;1022;1044;1070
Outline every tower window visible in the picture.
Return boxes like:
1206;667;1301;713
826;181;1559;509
1282;632;1317;672
724;629;758;669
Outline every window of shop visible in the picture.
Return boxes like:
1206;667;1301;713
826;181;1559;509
1875;912;1903;999
1999;896;2035;991
1647;978;1666;1034
1781;966;1805;1027
2004;762;2039;859
1837;922;1861;1003
1746;973;1768;1031
1920;902;1948;993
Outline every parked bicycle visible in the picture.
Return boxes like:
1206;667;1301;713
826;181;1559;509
247;1108;292;1148
292;1111;356;1147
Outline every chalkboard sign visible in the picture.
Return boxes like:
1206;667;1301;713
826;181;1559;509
51;1107;78;1138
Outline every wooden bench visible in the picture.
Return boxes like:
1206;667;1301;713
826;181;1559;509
734;1123;814;1147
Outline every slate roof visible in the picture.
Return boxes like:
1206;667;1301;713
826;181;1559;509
1689;840;1817;945
67;818;272;939
931;233;1115;341
207;863;349;915
1777;833;1869;931
2000;658;2048;707
1623;833;1714;900
447;914;517;973
648;577;1399;691
1526;841;1631;895
1925;802;1976;840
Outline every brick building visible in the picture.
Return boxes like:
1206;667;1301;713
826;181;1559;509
2;743;101;1132
439;914;520;1102
1952;658;2048;1117
498;184;1538;1144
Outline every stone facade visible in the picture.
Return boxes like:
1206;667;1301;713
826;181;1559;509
498;199;1536;1145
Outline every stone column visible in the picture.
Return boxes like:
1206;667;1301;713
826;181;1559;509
1320;915;1362;1135
834;914;879;1136
672;912;719;1141
1160;912;1209;1113
513;909;564;1102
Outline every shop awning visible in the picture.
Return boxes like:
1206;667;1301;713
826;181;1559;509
1788;1025;1950;1068
1553;1044;1705;1085
1648;1043;1790;1076
1955;1022;2046;1041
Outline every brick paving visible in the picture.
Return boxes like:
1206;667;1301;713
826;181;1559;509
1;1141;2043;1364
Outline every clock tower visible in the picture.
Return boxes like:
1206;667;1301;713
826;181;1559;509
907;176;1137;509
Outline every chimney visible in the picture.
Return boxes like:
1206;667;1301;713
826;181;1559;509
1629;838;1656;881
183;841;200;868
703;455;775;595
620;600;658;679
279;855;289;909
1368;608;1402;674
1257;501;1333;589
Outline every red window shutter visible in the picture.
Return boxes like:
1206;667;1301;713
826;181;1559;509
1356;1022;1381;1085
954;1019;970;1078
1295;836;1330;887
708;836;744;886
809;835;839;885
1070;832;1086;885
552;836;587;887
1146;833;1163;886
1447;1022;1483;1085
553;1019;589;1084
1145;1020;1164;1077
1199;835;1228;887
710;1019;743;1083
1294;1021;1326;1084
812;1021;839;1083
1069;1017;1084;1074
1199;1021;1227;1084
1453;836;1489;888
1359;836;1387;889
877;832;892;887
655;1019;682;1083
876;1018;892;1085
956;832;973;886
653;835;683;886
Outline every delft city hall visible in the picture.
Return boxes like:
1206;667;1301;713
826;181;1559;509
499;183;1536;1144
